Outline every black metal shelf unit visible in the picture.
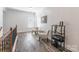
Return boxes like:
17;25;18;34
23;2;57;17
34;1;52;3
51;22;65;51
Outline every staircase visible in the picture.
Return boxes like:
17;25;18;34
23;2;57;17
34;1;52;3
2;25;17;52
3;35;11;52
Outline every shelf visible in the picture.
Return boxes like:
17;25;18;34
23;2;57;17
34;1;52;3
51;24;65;51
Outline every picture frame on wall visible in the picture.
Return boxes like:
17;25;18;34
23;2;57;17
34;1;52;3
41;16;47;24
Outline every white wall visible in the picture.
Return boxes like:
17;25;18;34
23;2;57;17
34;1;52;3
3;8;36;34
36;7;79;52
0;7;3;37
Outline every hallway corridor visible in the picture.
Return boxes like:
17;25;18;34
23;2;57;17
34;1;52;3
15;33;49;52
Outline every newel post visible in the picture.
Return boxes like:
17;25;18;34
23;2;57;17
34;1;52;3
10;27;12;51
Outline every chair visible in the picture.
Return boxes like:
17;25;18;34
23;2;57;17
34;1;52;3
38;30;50;42
32;27;38;35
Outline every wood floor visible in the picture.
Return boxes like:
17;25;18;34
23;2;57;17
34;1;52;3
15;32;59;52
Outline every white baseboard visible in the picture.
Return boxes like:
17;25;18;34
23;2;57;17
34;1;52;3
66;45;79;52
17;31;32;34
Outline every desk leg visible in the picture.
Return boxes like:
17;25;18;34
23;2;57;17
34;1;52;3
39;37;40;41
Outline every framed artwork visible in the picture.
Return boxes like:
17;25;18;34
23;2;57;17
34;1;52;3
41;16;47;24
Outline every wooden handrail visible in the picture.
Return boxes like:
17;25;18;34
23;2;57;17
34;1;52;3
10;27;12;51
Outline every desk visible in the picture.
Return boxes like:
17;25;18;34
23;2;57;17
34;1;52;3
32;27;38;35
32;27;44;35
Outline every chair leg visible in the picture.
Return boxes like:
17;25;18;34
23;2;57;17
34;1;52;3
47;38;48;42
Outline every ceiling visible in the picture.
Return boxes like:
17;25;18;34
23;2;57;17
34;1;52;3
10;7;45;13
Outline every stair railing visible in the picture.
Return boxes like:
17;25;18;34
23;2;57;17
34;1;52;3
2;25;17;52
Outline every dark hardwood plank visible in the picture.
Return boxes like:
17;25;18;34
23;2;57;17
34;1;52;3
15;33;48;52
